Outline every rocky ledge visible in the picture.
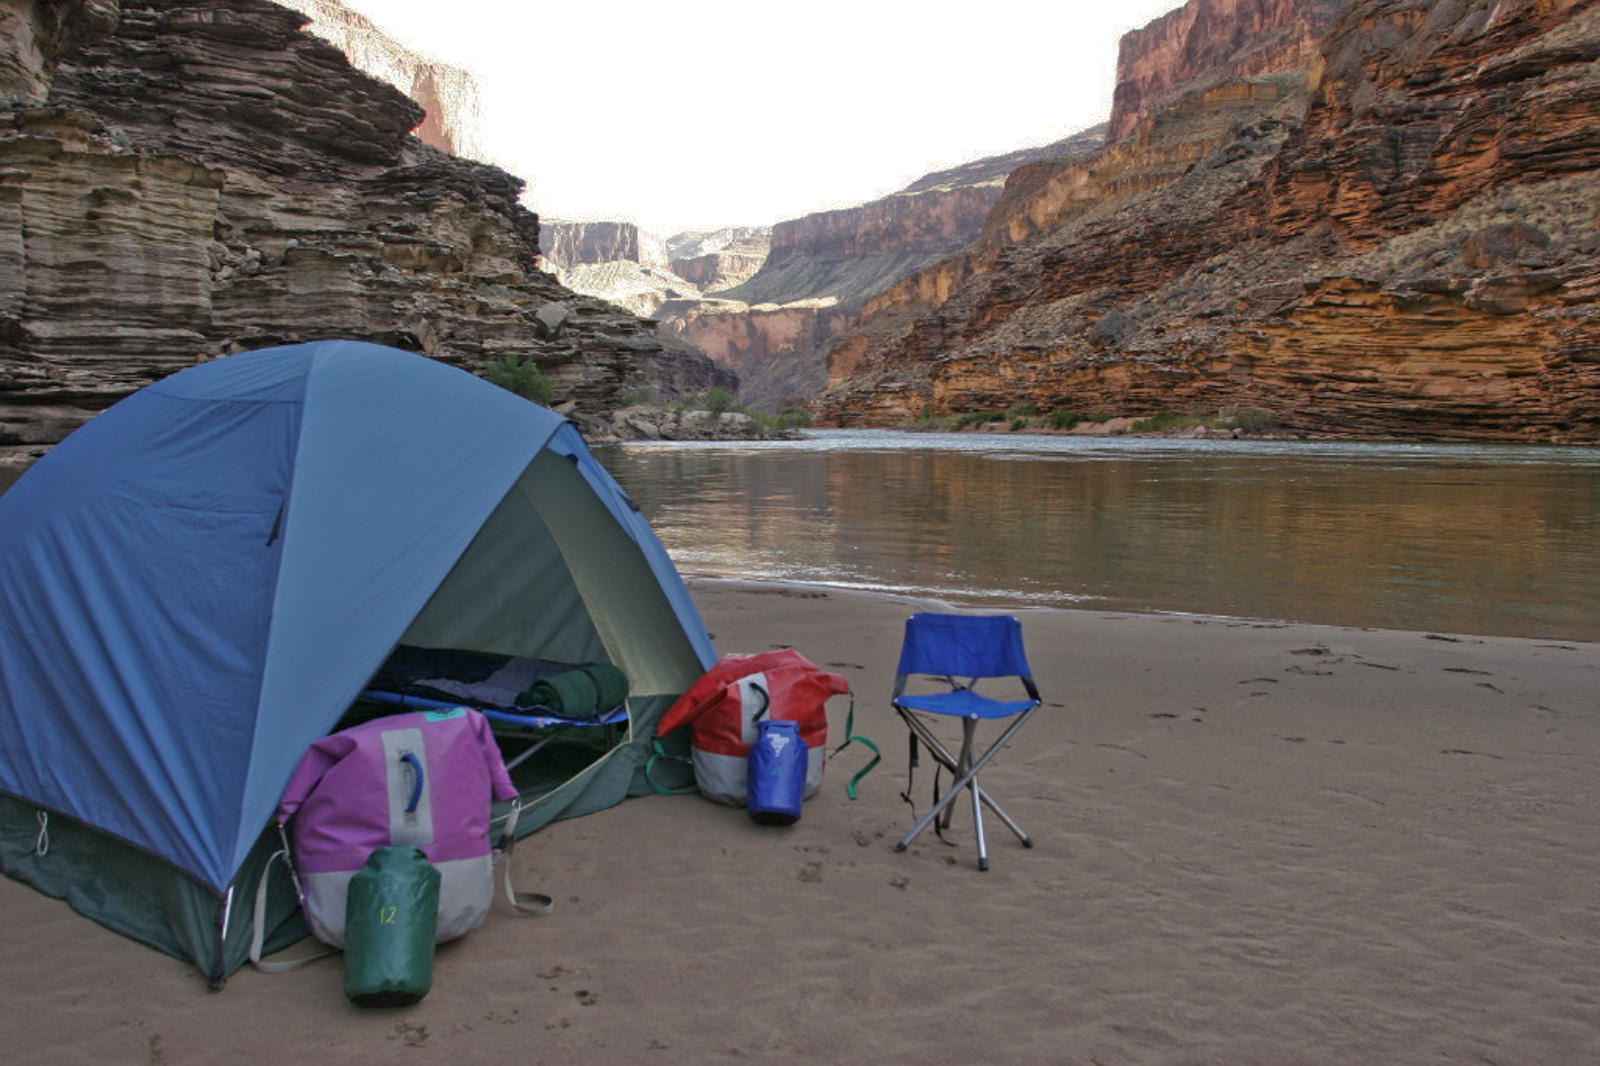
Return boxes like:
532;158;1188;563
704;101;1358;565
0;0;749;458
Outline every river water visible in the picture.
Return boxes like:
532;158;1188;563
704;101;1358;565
598;430;1600;642
4;431;1596;641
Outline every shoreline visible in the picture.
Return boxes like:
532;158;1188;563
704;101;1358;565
685;573;1600;646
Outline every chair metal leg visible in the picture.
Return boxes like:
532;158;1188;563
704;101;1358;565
939;719;976;833
969;724;989;871
975;781;1033;848
893;707;1039;865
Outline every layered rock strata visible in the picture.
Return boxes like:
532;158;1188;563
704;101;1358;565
540;220;669;272
0;0;728;456
1109;0;1351;142
274;0;486;160
817;0;1600;443
665;227;770;292
542;223;773;324
669;127;1108;411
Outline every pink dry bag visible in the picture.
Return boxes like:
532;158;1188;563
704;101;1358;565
274;707;519;947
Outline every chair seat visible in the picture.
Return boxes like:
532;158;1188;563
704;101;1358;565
894;690;1039;720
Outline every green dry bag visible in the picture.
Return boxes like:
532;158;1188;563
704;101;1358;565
344;846;441;1007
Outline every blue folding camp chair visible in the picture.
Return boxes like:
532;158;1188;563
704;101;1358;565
891;613;1042;871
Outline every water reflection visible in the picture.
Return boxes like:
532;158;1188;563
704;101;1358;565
4;433;1596;641
602;432;1600;642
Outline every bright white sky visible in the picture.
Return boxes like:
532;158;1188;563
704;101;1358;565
340;0;1183;235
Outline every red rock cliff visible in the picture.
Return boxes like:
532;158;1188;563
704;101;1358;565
1110;0;1350;142
816;0;1600;442
681;129;1105;410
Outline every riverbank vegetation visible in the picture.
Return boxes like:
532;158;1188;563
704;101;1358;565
903;406;1283;437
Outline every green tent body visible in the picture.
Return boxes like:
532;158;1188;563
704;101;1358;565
0;341;712;981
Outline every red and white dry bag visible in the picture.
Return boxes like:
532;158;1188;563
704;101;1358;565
656;649;849;806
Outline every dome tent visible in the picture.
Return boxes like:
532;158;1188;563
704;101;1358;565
0;340;715;982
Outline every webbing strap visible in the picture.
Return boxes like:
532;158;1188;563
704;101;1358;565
827;695;881;800
896;713;958;848
644;738;697;795
248;847;336;973
494;800;553;917
899;729;920;814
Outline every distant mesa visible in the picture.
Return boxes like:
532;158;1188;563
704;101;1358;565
535;222;774;321
547;127;1108;414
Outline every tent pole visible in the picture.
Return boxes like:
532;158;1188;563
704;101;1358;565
211;886;235;991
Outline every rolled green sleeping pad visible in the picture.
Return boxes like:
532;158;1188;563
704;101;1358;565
344;846;440;1008
581;663;630;712
518;663;629;718
521;668;597;717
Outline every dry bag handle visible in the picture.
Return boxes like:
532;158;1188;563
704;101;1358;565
399;752;424;814
747;681;771;722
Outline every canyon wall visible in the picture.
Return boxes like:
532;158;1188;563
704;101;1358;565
724;127;1107;309
540;220;668;271
274;0;485;160
538;222;771;322
0;0;118;103
1109;0;1349;142
0;0;724;457
670;127;1108;410
666;227;770;292
816;0;1599;443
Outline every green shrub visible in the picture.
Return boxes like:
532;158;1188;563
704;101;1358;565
775;409;812;429
485;354;553;406
1130;410;1218;433
1010;417;1028;431
1008;403;1042;418
704;388;734;419
1227;408;1280;433
745;407;811;430
1049;411;1081;430
952;410;1008;430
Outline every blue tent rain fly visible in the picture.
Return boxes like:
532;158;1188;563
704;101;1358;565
0;340;714;981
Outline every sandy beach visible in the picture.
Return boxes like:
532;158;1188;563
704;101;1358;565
2;580;1597;1064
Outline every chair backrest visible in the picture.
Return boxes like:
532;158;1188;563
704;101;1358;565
895;613;1033;682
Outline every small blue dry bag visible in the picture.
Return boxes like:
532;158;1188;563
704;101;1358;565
748;718;806;825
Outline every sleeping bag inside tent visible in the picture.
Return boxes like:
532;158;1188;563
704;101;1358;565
0;340;715;981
